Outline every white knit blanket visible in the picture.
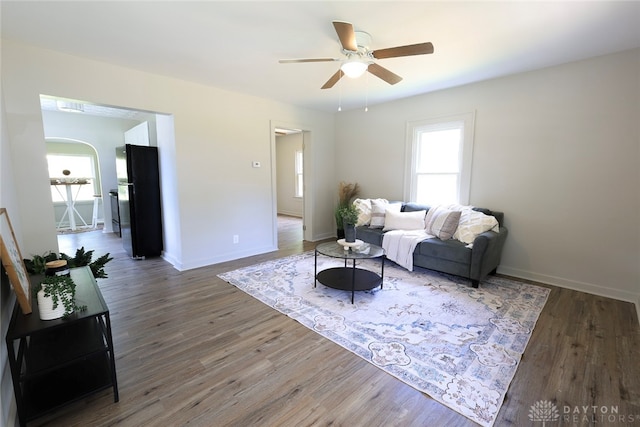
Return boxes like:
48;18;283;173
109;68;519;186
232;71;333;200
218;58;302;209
382;229;434;271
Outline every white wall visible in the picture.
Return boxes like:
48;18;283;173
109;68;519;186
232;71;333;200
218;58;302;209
0;92;19;427
336;48;640;305
276;133;303;217
1;39;336;271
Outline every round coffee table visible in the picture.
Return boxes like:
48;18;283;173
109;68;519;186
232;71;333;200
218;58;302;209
314;241;385;304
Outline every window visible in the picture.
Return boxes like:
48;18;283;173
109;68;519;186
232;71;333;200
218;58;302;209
47;154;98;202
294;149;304;198
405;112;475;205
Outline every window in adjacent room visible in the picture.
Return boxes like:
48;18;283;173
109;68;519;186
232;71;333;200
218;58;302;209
405;112;475;205
47;152;99;202
294;149;304;198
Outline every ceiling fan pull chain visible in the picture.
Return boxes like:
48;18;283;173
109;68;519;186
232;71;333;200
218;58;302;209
365;72;369;112
338;70;343;112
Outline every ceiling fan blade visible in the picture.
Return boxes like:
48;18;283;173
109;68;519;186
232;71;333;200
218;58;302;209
279;58;339;64
321;70;344;89
372;42;434;59
333;21;357;52
367;63;402;85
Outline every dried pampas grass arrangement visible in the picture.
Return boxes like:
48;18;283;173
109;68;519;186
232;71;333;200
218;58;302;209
335;182;360;232
338;181;360;207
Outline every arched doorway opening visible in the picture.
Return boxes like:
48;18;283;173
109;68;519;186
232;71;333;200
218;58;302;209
45;138;104;232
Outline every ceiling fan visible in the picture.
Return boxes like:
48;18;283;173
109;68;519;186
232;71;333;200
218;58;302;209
279;21;434;89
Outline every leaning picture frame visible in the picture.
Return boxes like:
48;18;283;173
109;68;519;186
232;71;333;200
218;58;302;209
0;208;32;314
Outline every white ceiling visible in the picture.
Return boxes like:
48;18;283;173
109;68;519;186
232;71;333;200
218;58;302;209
2;1;640;114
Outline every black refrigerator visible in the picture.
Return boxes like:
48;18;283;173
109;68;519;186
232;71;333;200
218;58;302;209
116;144;163;258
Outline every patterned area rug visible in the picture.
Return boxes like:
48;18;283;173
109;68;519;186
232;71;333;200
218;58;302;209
218;252;549;427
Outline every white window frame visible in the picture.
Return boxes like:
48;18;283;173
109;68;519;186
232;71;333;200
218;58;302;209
404;112;475;205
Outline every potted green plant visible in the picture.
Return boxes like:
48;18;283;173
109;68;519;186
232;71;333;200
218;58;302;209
33;275;86;320
338;204;360;243
23;251;59;275
335;181;360;238
60;247;113;279
24;246;113;278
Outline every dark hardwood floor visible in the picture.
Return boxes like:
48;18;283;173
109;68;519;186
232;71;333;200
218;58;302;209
31;218;639;426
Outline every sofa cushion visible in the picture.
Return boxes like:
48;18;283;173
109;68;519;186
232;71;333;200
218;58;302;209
383;209;426;231
355;226;384;247
402;202;431;213
415;238;472;264
424;206;461;240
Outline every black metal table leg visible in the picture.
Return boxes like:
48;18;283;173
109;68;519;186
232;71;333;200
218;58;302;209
314;248;318;288
351;258;356;304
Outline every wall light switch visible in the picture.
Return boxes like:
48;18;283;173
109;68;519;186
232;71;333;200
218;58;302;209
252;161;261;168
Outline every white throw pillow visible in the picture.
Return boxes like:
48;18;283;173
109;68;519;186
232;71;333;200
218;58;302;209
353;198;389;226
369;200;400;228
424;206;461;240
454;209;500;244
383;209;427;231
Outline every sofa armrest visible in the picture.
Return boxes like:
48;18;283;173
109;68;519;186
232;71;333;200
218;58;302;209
469;226;509;280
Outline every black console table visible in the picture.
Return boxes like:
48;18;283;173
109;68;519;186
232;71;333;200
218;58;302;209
6;266;118;426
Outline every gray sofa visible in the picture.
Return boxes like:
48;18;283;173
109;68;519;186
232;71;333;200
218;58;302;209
356;202;508;288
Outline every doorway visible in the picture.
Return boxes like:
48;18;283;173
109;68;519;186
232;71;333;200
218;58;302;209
272;123;310;249
39;95;175;259
41;98;150;237
45;138;103;233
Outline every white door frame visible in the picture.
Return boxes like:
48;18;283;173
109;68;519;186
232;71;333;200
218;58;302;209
270;121;313;245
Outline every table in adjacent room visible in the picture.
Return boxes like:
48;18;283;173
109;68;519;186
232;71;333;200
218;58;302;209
51;178;90;230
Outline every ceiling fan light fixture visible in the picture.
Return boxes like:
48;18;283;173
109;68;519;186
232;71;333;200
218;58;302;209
280;20;433;89
340;59;368;78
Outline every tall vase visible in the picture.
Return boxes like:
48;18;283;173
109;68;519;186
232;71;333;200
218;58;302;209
343;221;356;243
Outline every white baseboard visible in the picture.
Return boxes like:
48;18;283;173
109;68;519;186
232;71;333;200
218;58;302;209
500;266;640;328
498;265;640;305
312;232;338;242
277;210;302;218
161;251;180;270
169;245;279;271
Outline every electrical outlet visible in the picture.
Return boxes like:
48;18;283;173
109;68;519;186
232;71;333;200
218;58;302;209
233;235;239;244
